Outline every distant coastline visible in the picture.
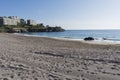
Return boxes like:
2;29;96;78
0;16;65;33
0;25;65;33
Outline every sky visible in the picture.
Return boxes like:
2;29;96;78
1;0;120;29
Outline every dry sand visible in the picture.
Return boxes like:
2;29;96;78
0;33;120;80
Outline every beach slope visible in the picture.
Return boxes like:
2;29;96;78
0;33;120;80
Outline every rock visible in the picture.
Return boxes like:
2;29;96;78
103;37;107;40
84;37;94;41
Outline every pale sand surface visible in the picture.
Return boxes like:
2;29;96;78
0;33;120;80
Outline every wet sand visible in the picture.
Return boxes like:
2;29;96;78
0;33;120;80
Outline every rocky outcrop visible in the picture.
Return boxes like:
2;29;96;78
84;37;94;41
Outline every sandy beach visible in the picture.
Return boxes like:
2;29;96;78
0;33;120;80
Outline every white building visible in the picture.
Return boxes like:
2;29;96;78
0;16;20;25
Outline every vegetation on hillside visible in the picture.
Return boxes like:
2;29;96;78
0;23;65;33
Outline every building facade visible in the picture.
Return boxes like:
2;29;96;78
0;16;38;26
0;16;20;25
27;19;37;26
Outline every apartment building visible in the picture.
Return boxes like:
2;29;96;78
0;16;20;25
0;16;38;26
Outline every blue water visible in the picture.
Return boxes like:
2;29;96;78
21;30;120;41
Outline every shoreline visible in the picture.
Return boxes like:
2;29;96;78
14;33;120;45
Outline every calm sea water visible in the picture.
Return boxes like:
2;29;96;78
21;30;120;41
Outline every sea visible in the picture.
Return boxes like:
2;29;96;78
20;30;120;42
